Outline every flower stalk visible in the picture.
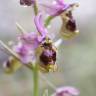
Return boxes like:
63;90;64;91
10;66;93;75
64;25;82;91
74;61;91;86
33;0;39;96
33;0;38;15
45;16;53;27
33;62;39;96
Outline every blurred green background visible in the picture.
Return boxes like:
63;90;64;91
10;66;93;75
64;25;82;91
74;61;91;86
0;0;96;96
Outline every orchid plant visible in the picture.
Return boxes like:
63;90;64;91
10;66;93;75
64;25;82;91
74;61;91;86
0;0;80;96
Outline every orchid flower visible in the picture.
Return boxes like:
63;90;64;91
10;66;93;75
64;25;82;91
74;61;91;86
41;0;79;38
12;13;47;64
20;0;35;6
60;9;79;39
0;12;62;73
34;13;57;72
10;13;57;72
52;86;79;96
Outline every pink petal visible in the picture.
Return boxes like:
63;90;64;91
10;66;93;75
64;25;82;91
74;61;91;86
55;0;65;6
40;2;71;16
52;86;79;96
34;12;47;38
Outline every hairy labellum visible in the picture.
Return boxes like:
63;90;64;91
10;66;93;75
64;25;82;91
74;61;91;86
20;0;34;6
4;60;11;68
40;42;56;65
65;11;76;32
60;10;79;39
39;40;57;72
66;19;76;32
65;11;72;18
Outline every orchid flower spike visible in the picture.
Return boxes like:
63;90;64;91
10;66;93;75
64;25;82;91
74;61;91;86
20;0;35;6
52;86;80;96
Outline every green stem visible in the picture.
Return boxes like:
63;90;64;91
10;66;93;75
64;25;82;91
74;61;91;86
44;16;53;27
33;0;38;15
33;63;39;96
33;0;39;96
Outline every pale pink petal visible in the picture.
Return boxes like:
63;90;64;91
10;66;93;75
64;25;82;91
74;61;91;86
40;2;71;16
52;86;79;96
34;12;47;39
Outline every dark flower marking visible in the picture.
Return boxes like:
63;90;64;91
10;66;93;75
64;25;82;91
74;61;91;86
20;0;34;6
5;60;11;68
40;42;56;66
65;11;77;32
66;19;76;32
